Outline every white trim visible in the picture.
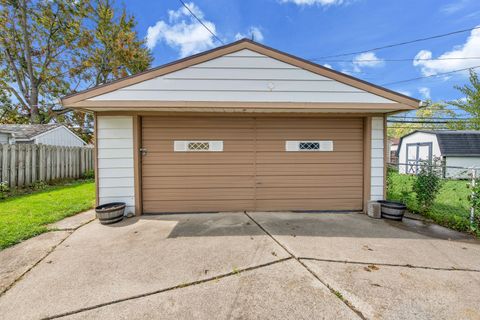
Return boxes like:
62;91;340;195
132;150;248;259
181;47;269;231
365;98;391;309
174;140;223;152
370;117;384;200
285;140;333;152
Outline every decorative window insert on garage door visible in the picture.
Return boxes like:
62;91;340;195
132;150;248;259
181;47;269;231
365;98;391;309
174;141;224;152
285;141;334;152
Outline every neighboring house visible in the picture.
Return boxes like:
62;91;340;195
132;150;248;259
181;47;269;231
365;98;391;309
388;138;400;164
0;124;86;147
397;130;480;178
61;39;419;216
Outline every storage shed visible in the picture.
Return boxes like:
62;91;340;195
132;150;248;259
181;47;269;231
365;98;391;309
61;39;419;216
398;130;480;178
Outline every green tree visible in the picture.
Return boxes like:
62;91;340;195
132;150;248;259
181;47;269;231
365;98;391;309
451;69;480;130
388;101;457;138
0;0;91;124
0;0;153;141
84;0;153;87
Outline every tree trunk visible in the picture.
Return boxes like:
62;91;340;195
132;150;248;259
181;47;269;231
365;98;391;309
29;86;40;124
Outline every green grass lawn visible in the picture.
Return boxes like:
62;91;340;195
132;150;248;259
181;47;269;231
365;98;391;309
0;180;95;250
387;171;473;233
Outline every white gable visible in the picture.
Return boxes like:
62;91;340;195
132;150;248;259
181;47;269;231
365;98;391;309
90;49;395;104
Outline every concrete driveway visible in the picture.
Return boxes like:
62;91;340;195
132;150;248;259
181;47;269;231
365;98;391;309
0;211;479;320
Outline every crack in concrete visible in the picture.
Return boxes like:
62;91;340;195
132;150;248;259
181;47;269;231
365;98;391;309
42;257;293;320
298;257;480;273
243;212;366;320
1;216;97;298
0;230;73;298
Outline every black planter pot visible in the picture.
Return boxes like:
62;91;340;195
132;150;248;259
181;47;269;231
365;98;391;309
378;200;407;221
95;202;126;225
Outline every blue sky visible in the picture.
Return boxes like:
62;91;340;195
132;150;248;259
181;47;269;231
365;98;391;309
122;0;480;105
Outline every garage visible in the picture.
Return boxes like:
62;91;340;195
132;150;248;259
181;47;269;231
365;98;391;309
61;39;419;216
141;116;364;213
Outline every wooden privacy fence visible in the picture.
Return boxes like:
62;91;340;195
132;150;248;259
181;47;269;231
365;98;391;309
0;144;94;188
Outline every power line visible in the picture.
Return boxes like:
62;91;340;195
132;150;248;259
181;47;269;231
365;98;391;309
315;26;480;59
316;57;480;63
177;0;224;44
388;120;470;124
382;65;480;85
389;116;471;120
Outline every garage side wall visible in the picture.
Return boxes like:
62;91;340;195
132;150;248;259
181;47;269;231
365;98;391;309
97;116;135;215
371;117;384;201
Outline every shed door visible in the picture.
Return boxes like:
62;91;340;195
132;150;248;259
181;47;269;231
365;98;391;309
141;116;363;213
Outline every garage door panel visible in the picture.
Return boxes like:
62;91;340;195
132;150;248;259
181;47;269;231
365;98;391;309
256;118;363;129
142;128;254;140
143;140;255;152
142;152;254;165
255;152;363;164
143;176;254;188
255;140;363;152
256;187;362;200
143;188;254;201
256;175;363;188
255;199;363;211
142;117;255;129
256;163;363;175
143;200;255;213
143;164;254;177
256;128;363;140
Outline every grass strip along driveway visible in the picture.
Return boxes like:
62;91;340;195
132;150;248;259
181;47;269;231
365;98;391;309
387;171;474;234
0;180;95;250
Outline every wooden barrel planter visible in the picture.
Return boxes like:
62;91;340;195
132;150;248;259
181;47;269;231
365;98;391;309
95;202;126;225
378;200;406;221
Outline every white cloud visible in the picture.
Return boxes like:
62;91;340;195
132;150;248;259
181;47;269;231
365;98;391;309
323;63;333;69
418;87;431;100
145;2;218;57
279;0;347;6
235;26;265;42
440;0;470;14
413;26;480;76
352;52;385;72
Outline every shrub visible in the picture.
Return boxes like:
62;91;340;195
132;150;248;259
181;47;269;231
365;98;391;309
413;162;442;214
0;182;10;199
82;169;95;179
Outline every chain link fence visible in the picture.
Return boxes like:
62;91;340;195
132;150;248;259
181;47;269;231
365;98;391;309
387;162;479;236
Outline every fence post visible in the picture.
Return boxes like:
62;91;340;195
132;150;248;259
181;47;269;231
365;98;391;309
25;145;31;186
471;168;476;225
17;145;25;187
2;144;9;184
9;144;16;188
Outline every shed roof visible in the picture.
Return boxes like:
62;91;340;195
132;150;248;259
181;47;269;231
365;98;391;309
0;124;62;140
400;130;480;157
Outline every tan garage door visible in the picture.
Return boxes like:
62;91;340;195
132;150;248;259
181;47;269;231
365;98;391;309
141;116;363;213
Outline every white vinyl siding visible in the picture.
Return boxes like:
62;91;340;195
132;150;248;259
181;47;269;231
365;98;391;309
371;117;384;201
90;49;396;104
97;116;135;215
445;157;480;178
34;126;85;147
